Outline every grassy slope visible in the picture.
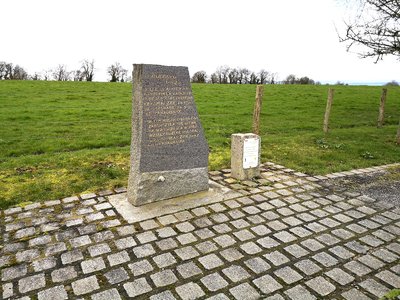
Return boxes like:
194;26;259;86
0;81;399;208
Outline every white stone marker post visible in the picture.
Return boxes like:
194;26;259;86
231;133;261;180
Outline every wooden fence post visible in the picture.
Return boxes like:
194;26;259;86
377;88;387;127
323;88;334;133
252;85;264;135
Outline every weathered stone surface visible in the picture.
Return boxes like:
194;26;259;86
127;64;209;206
231;133;261;180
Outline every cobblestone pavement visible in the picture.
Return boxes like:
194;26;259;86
1;162;400;299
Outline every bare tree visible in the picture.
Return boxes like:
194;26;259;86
107;62;127;82
210;73;219;83
73;70;84;81
284;74;297;84
258;69;270;84
0;61;7;80
191;71;207;83
249;72;259;84
12;65;28;80
339;0;400;61
81;59;95;81
237;68;250;84
228;68;239;84
53;65;70;81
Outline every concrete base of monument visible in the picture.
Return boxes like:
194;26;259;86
108;180;242;223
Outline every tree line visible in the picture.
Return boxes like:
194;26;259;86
191;66;319;85
0;60;130;82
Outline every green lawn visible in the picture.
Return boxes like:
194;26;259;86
0;81;399;208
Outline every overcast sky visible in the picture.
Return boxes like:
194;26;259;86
2;0;398;84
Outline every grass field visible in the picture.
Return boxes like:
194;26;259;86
0;81;399;208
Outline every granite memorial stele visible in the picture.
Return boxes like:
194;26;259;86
127;64;209;206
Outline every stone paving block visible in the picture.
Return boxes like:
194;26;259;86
214;234;236;247
251;224;271;236
28;235;52;247
245;257;270;274
114;236;136;250
198;253;224;270
51;266;78;282
137;231;157;244
157;227;177;238
233;229;255;241
176;282;205;300
359;234;384;247
150;290;177;300
37;285;68;300
220;247;244;262
133;244;156;258
284;285;316;300
240;241;262;255
175;246;200;260
273;231;297;243
315;233;340;246
344;261;372;276
156;237;178;251
211;213;230;223
88;243;111;257
345;240;370;254
274;266;303;284
222;265;250;282
359;279;390;298
230;219;250;229
387;242;400;254
328;245;355;260
341;288;373;300
305;276;335;296
201;272;229;292
2;264;27;281
128;259;153;276
312;252;338;267
140;219;159;230
91;288;122;300
229;282;260;300
372;229;396;242
2;282;13;299
253;274;282;294
375;270;400;288
191;207;210;217
61;249;83;265
195;240;218;254
294;259;322;276
153;252;177;268
16;249;40;263
297;213;317;222
264;251;290;266
116;225;136;236
301;239;324;252
257;236;280;249
372;248;399;263
81;257;106;274
176;232;197;245
282;216;302;226
15;227;36;239
70;235;91;248
104;267;129;284
177;261;202;278
124;278;152;298
262;211;280;220
194;217;213;228
290;226;312;238
229;209;246;219
284;244;309;258
92;230;114;242
19;273;46;293
357;254;385;270
325;268;355;285
213;224;232;233
108;250;130;266
151;269;178;287
175;221;195;232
